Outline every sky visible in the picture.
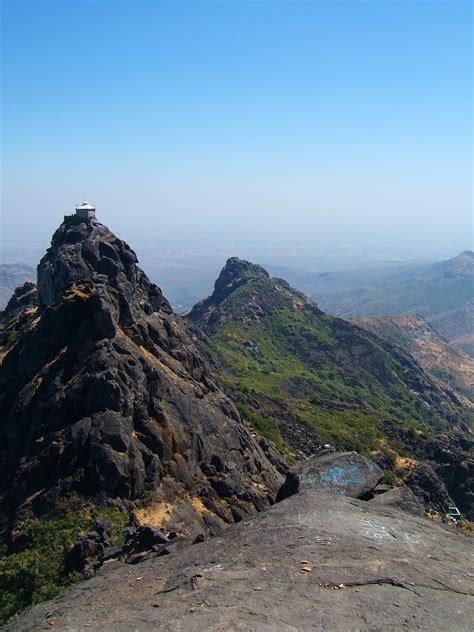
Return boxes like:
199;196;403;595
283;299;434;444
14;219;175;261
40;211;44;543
1;0;472;268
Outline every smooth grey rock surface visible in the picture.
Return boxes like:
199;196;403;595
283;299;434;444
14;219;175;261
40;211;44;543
369;485;426;517
5;489;473;631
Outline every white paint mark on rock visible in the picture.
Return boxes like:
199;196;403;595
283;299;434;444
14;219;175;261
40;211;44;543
363;519;392;540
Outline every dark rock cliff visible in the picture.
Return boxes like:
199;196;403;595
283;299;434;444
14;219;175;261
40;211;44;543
379;419;474;519
0;282;39;350
0;218;281;542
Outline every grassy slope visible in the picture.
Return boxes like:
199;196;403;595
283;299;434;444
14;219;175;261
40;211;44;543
202;279;466;458
0;505;127;626
349;315;474;405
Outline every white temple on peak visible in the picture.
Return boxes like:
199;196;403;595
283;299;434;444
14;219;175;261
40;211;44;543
75;200;96;220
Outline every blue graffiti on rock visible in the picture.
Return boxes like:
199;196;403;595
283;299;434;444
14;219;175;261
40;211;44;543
321;464;367;486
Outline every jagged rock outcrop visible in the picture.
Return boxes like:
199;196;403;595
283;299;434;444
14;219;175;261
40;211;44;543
0;217;282;542
1;282;38;318
0;282;39;348
63;513;189;574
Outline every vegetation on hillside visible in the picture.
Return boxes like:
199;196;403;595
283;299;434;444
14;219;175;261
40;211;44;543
0;506;127;626
189;259;468;462
349;314;474;405
208;311;454;457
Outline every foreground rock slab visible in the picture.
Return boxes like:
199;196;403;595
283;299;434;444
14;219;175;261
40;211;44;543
5;490;473;631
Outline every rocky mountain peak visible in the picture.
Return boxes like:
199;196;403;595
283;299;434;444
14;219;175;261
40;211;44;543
37;216;171;314
2;281;38;318
213;257;270;296
0;218;282;543
188;257;316;334
429;248;474;279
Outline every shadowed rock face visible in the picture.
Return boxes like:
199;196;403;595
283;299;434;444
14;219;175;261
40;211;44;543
5;489;473;632
0;283;39;350
0;217;281;540
379;419;474;520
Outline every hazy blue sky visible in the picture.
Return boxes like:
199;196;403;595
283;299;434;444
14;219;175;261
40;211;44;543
1;0;472;265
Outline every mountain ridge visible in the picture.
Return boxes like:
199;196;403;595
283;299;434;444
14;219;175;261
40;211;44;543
187;257;473;518
265;250;474;356
349;314;474;405
0;234;472;626
0;264;35;311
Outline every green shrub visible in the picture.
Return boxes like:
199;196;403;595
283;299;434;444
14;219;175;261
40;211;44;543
5;329;19;346
0;507;127;625
236;403;288;455
382;470;397;485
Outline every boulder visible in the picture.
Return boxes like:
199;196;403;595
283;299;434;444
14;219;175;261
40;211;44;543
405;462;455;514
65;536;104;572
134;525;168;549
277;451;383;501
93;516;114;539
369;485;425;517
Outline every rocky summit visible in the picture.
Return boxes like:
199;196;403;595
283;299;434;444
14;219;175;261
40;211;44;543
0;217;281;545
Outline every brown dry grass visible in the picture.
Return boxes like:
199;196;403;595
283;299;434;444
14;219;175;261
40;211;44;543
64;283;95;301
189;496;207;514
136;495;212;527
135;501;173;525
395;455;418;470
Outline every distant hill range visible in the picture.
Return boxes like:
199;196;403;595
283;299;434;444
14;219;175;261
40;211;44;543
349;314;474;406
267;250;474;356
0;264;35;310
